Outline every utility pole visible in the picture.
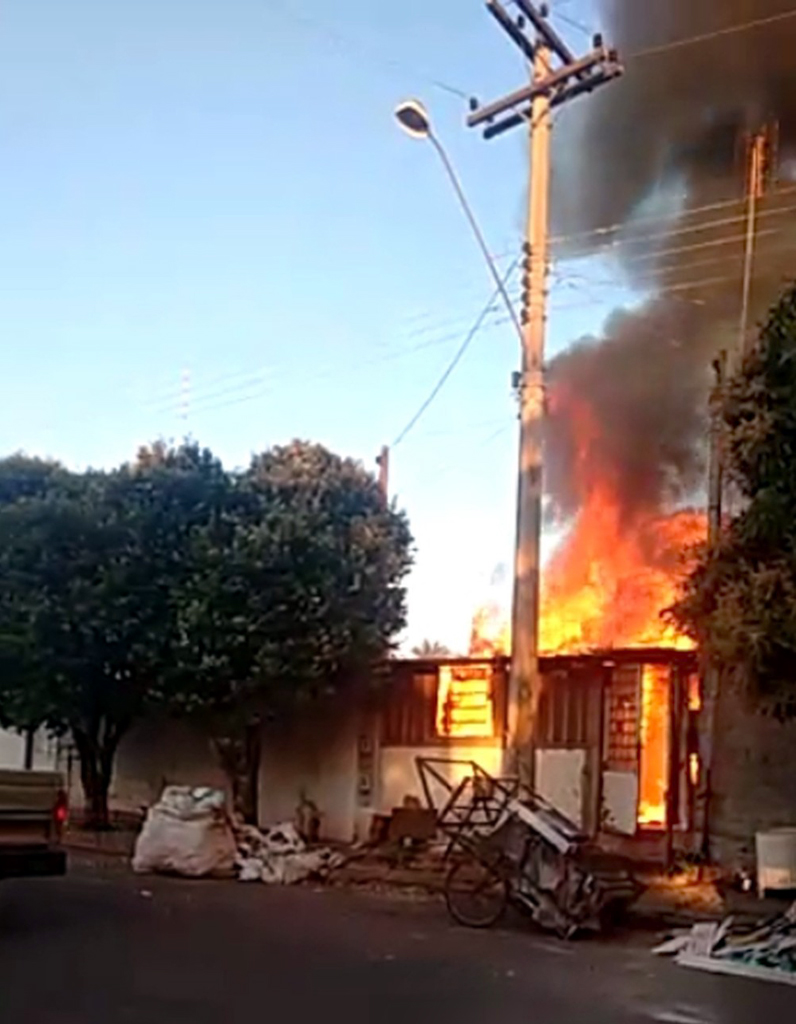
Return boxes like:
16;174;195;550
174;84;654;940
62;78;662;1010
700;352;726;861
738;130;768;360
467;1;622;783
376;445;390;504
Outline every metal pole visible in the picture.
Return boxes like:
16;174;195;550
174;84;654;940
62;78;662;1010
427;133;525;345
377;446;389;504
505;44;552;785
739;133;765;360
700;351;726;861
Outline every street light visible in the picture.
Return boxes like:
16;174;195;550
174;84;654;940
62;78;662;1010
394;98;523;344
394;99;431;140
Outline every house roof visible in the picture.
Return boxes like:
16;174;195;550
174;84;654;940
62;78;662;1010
392;647;698;674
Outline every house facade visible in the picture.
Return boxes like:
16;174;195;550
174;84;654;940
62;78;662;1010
88;649;700;854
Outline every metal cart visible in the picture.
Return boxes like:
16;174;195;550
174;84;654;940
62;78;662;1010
416;757;641;937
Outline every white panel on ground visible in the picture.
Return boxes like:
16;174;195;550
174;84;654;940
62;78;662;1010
534;748;585;826
602;770;638;835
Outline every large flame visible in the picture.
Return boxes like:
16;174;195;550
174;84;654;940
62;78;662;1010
539;491;704;654
539;378;704;654
469;602;510;658
468;381;705;657
467;498;703;658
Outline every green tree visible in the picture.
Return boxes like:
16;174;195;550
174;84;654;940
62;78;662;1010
0;443;229;827
411;639;452;658
173;441;413;821
670;284;796;716
0;440;413;827
0;453;64;505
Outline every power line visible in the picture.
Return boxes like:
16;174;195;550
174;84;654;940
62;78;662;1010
629;7;796;61
554;236;796;291
574;201;796;254
153;308;515;423
549;185;796;250
392;260;519;448
577;224;784;268
556;206;796;264
550;270;761;312
268;0;470;99
415;422;514;487
151;307;509;419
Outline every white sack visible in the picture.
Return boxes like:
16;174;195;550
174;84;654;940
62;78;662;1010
132;786;237;878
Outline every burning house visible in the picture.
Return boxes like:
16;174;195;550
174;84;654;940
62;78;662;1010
456;0;796;865
533;0;796;866
59;4;796;868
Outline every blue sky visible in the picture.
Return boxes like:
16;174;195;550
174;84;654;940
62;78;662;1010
0;0;635;651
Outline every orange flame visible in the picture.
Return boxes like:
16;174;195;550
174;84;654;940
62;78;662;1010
469;380;705;656
539;489;704;654
469;602;510;658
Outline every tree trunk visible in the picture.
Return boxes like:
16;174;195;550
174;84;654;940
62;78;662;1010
213;723;261;825
23;728;35;770
73;728;121;831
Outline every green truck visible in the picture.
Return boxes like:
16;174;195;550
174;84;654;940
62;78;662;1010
0;770;67;880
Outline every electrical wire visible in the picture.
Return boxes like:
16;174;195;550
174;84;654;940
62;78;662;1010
629;7;796;61
391;260;520;449
549;185;796;250
554;236;796;291
568;225;784;269
569;201;796;254
550;5;594;41
268;0;470;99
550;271;758;312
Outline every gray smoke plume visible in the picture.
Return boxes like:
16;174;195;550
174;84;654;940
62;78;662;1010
545;0;796;525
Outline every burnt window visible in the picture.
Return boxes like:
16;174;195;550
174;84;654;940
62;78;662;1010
605;666;640;772
537;672;590;747
435;665;494;739
381;664;502;746
381;672;436;746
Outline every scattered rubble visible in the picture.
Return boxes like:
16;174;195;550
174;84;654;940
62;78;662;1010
654;901;796;986
233;820;343;885
131;786;343;885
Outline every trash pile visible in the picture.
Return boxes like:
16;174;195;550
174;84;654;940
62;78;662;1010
234;820;343;885
654;901;796;987
132;786;344;885
132;786;237;878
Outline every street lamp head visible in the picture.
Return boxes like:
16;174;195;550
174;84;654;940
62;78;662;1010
394;99;432;140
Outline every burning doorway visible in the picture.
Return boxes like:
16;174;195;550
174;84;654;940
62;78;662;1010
535;651;699;845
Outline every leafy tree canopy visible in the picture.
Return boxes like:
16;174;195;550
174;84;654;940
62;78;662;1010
411;640;453;658
0;441;413;824
670;283;796;716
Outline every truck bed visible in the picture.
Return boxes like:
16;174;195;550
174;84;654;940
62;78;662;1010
0;769;67;880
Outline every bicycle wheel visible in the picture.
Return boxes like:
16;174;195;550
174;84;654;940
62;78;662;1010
444;857;509;929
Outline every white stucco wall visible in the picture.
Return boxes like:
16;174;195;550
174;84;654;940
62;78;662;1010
0;727;60;771
258;711;360;843
86;718;231;815
378;745;503;814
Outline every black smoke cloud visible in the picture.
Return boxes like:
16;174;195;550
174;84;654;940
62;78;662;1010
545;0;796;523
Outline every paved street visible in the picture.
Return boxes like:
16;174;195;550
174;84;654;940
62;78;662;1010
1;857;794;1023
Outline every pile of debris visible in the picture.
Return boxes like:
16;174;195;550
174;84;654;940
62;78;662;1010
654;901;796;987
132;786;343;885
234;820;343;885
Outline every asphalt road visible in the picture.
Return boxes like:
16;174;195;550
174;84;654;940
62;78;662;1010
1;857;794;1023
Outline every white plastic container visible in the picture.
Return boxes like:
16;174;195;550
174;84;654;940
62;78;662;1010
756;827;796;894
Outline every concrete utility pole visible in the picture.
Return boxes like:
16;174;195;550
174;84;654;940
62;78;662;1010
738;130;769;360
467;1;622;783
376;445;390;504
700;351;727;860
